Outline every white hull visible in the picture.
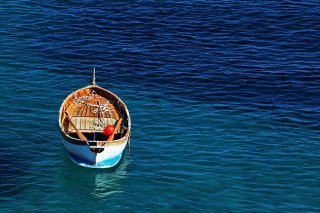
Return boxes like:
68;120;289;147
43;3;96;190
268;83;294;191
62;138;128;168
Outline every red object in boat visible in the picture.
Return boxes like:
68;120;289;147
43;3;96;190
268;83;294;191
103;124;115;136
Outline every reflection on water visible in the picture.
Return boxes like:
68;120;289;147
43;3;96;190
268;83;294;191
58;148;132;201
91;155;130;198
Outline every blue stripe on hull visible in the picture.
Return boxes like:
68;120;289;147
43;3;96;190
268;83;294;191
68;152;123;168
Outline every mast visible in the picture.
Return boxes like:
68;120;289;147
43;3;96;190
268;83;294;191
91;67;96;85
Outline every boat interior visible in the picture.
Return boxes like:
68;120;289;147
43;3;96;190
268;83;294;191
60;86;129;141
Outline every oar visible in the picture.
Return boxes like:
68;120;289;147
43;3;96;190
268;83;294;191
65;111;87;141
108;118;123;141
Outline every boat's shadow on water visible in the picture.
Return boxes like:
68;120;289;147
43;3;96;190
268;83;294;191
59;148;131;199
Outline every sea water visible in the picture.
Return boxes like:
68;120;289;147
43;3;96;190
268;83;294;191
0;0;319;212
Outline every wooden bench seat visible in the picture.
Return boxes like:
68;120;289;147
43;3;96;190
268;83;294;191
68;116;117;133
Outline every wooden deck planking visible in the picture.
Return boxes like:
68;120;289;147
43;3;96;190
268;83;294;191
73;105;81;117
86;106;92;117
65;93;122;133
82;105;88;117
66;102;76;115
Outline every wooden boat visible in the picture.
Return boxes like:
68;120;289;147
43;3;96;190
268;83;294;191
58;69;131;168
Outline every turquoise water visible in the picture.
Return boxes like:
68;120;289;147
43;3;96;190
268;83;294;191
1;0;320;212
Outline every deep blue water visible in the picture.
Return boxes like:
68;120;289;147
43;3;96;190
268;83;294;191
1;0;320;212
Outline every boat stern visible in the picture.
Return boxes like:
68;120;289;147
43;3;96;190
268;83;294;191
68;152;123;168
62;137;128;168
